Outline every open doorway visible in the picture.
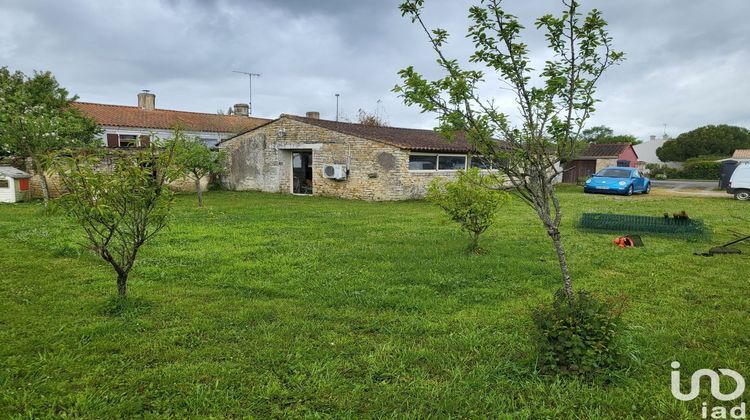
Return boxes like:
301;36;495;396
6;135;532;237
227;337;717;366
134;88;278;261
292;151;313;195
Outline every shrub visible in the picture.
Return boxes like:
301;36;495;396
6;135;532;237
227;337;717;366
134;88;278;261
646;161;721;180
426;168;509;253
532;289;626;375
674;160;721;180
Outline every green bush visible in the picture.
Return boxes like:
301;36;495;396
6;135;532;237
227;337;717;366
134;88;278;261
532;289;626;375
426;168;509;253
646;161;721;180
673;160;721;180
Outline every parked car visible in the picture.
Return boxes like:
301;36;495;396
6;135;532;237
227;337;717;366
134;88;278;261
583;167;651;196
727;163;750;201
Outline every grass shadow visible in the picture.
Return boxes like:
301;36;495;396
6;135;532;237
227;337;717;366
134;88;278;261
100;294;152;318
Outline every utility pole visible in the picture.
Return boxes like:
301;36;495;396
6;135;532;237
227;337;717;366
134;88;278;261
335;93;340;122
233;71;261;115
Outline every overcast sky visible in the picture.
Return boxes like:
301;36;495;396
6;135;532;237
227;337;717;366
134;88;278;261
2;0;748;140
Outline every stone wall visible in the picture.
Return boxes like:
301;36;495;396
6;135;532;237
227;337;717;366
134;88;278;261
595;158;619;172
220;117;460;201
22;157;207;199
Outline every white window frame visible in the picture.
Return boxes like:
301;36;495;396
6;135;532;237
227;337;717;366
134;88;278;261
408;152;467;172
117;133;140;148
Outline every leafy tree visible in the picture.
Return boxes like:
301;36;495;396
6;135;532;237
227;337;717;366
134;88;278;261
172;132;226;207
355;108;388;127
656;124;750;162
53;142;178;296
426;168;509;253
395;0;623;298
581;125;640;144
0;67;100;207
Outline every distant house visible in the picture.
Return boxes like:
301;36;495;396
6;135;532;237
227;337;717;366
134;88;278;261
634;135;668;165
730;149;750;163
562;143;638;183
633;134;682;170
73;91;270;148
0;166;31;203
219;113;505;201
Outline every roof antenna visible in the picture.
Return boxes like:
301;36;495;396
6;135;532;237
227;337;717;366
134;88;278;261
233;71;261;115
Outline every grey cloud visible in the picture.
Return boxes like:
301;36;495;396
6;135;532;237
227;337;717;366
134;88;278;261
1;0;748;139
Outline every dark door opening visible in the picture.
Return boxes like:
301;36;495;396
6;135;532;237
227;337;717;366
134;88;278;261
292;151;313;195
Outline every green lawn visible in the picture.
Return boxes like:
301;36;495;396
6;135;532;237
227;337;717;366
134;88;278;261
1;187;749;418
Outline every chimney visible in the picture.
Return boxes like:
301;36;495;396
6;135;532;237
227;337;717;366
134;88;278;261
137;90;156;110
305;111;320;119
233;103;249;117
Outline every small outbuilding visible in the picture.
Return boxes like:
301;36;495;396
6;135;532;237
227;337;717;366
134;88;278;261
562;143;639;183
0;166;32;203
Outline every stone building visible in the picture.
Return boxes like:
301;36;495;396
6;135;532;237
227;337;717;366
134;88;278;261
219;113;497;201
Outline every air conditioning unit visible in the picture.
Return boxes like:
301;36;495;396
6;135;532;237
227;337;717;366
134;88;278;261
323;164;347;180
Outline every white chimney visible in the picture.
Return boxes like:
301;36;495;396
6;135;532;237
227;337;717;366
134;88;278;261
137;90;156;110
306;111;320;119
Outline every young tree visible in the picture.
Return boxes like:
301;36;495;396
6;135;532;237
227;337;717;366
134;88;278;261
54;142;178;296
395;0;623;298
171;132;226;207
426;168;509;253
355;108;389;127
0;67;100;207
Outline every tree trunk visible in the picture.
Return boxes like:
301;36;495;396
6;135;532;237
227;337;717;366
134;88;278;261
34;161;50;208
469;232;480;253
195;176;203;207
117;272;128;296
548;227;574;299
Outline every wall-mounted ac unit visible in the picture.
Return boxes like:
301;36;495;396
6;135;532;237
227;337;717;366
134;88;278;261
323;164;347;180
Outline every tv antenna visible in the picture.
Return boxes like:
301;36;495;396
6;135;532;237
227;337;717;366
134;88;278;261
233;71;261;115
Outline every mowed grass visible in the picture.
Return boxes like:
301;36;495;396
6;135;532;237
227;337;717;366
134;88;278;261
1;187;749;418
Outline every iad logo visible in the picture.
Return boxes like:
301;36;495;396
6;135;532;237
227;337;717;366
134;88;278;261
671;361;746;419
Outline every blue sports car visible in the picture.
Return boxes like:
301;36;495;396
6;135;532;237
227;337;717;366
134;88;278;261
583;167;651;196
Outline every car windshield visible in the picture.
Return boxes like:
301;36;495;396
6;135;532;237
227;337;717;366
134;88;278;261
596;169;631;178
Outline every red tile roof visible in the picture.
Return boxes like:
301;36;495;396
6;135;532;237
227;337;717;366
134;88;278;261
72;102;270;134
230;114;505;153
578;143;632;159
732;149;750;159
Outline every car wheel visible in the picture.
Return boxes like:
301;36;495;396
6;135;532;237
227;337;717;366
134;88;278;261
735;189;750;201
643;183;651;194
626;185;634;196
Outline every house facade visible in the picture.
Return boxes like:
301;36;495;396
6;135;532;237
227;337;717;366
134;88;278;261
73;91;270;148
633;134;682;170
17;92;273;197
562;143;639;183
219;113;497;201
